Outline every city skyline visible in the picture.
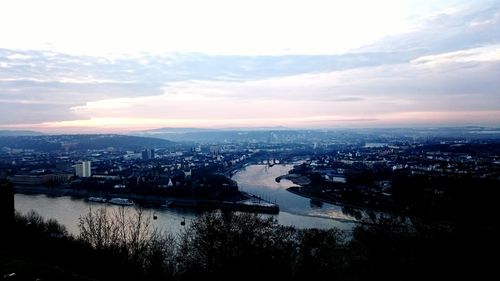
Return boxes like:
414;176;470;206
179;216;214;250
1;0;499;133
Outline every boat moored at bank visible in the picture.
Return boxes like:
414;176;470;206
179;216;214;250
109;197;134;206
87;197;107;203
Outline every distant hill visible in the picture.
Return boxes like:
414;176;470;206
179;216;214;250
130;126;500;143
64;134;175;150
131;127;312;142
137;127;218;134
135;126;290;135
0;130;44;137
0;134;174;151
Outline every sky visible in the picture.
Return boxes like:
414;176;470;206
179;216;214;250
0;0;499;133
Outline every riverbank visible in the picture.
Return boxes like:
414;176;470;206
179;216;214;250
287;186;401;223
14;185;279;214
276;174;311;185
287;186;368;212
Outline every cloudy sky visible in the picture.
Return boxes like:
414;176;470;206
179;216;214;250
0;0;499;132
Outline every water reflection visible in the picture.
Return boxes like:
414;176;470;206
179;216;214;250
232;164;356;223
310;199;323;209
14;194;194;235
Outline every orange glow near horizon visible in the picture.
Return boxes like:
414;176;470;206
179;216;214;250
2;110;499;134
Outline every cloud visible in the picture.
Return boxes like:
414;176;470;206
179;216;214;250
362;0;500;54
411;44;500;64
1;42;499;128
0;0;417;56
0;101;80;125
66;45;500;129
0;0;499;130
0;47;423;125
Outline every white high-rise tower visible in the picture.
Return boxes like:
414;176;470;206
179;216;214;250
74;161;91;177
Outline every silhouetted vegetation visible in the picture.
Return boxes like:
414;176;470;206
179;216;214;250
1;208;498;280
0;211;152;280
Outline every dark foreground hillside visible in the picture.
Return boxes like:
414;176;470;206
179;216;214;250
1;208;499;281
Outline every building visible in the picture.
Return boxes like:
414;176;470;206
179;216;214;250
184;169;192;181
142;149;155;160
209;146;221;154
9;173;72;186
74;161;91;177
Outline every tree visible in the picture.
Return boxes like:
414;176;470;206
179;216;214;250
78;207;175;279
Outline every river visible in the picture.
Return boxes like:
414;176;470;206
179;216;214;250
14;164;356;235
233;164;357;227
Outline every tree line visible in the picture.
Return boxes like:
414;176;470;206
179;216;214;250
1;207;498;280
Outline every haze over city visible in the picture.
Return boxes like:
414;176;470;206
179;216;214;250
0;0;499;133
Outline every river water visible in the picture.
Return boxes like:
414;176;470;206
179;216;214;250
15;164;356;235
233;165;356;226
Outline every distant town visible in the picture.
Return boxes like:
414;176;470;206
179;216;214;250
1;127;499;219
